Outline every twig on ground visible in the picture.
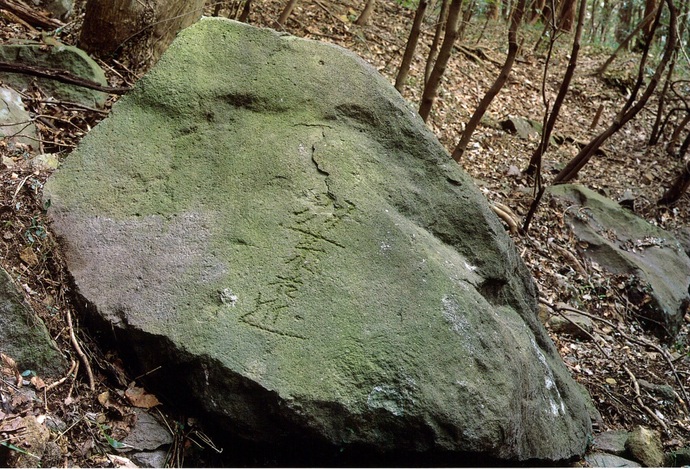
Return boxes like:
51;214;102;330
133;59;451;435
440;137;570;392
624;365;670;434
67;309;95;391
542;298;690;411
45;359;77;392
549;306;610;358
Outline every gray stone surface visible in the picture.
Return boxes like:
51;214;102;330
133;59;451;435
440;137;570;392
549;184;690;338
122;409;173;451
547;311;594;340
585;452;641;467
592;430;629;456
44;18;592;462
0;267;65;375
0;42;107;108
130;450;168;468
0;87;38;149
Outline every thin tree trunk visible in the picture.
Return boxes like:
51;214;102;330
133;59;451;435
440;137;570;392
277;0;298;27
451;0;526;160
557;0;576;31
355;0;376;25
526;0;586;175
458;0;476;41
641;0;660;37
418;0;463;122
659;133;690;205
522;0;587;231
239;0;252;22
596;8;658;76
487;0;499;19
668;113;690;151
649;55;676;144
616;0;633;44
554;0;677;183
424;0;449;85
395;0;429;93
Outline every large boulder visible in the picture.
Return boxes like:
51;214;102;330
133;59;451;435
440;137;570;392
549;184;690;339
44;18;592;463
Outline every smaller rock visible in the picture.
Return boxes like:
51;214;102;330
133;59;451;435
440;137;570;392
548;312;594;340
130;450;168;468
665;446;690;466
40;440;63;468
122;409;172;451
29;153;60;171
507;165;522;177
500;116;540;140
0;87;38;149
592;430;629;456
638;379;676;402
0;267;66;375
32;0;73;20
585;452;641;467
626;426;664;467
0;44;108;108
4;416;50;467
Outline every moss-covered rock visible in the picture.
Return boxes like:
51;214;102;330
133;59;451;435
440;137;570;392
44;18;592;463
0;268;65;376
0;42;107;108
548;184;690;339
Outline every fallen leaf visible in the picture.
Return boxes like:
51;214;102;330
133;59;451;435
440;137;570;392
125;384;161;409
30;376;45;390
605;378;617;385
19;246;38;266
97;391;110;407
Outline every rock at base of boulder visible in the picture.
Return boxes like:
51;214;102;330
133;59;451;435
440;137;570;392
592;430;629;456
0;268;65;375
625;426;664;467
585;452;641;467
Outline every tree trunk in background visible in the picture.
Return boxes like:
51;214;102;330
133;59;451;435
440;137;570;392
79;0;204;71
418;0;462;121
502;0;512;20
487;0;500;19
278;0;299;27
522;0;588;231
452;0;527;160
554;0;677;183
395;0;429;93
595;8;658;76
458;0;476;41
659;134;690;205
425;0;449;84
355;0;376;25
615;0;633;45
528;0;545;24
239;0;252;22
638;0;660;47
557;0;576;30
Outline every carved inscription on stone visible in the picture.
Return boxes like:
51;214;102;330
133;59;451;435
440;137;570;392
239;138;354;338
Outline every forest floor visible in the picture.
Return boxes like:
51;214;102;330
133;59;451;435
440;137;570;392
1;0;690;466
